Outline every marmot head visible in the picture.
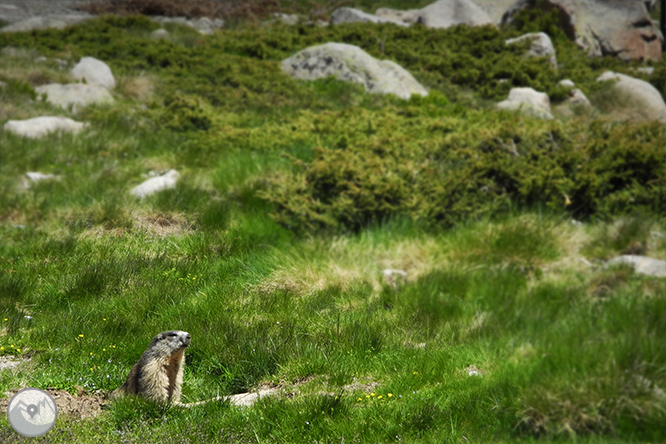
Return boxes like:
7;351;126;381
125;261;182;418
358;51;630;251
147;330;191;357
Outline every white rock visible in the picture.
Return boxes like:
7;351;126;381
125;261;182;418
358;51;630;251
227;389;276;407
567;88;591;108
597;71;666;123
282;43;427;100
416;0;493;29
4;116;87;139
605;255;666;278
151;28;170;39
505;32;557;68
374;7;420;24
330;7;407;26
635;67;655;76
270;13;302;26
497;87;553;120
559;79;575;87
26;172;58;182
35;83;114;112
71;57;116;90
130;170;180;198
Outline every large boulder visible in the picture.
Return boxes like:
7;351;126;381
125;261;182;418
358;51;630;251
502;0;663;61
597;71;666;124
331;7;407;26
505;32;557;68
4;116;87;139
282;43;427;100
35;83;115;112
71;57;116;90
416;0;493;29
497;87;554;120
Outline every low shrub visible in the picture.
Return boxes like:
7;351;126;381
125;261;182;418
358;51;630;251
260;106;666;232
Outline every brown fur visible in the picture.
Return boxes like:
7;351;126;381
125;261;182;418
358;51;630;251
112;330;191;403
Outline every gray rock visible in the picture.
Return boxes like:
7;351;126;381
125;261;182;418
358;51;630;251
151;16;224;35
472;0;518;25
635;67;655;76
130;170;180;198
497;87;554;120
282;43;427;100
330;7;407;26
558;79;591;109
4;116;87;138
505;32;557;68
26;172;58;183
605;255;666;278
71;57;116;90
272;13;302;26
502;0;663;62
416;0;493;29
151;28;169;39
0;15;89;32
35;83;115;112
374;7;420;25
597;71;666;123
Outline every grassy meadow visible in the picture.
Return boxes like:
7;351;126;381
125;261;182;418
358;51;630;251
0;4;665;443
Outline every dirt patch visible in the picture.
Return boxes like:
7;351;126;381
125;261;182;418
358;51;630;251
0;355;28;371
1;388;106;419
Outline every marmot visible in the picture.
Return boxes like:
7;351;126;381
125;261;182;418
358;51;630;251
112;330;191;403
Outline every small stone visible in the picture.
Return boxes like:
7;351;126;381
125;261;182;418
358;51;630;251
130;170;180;198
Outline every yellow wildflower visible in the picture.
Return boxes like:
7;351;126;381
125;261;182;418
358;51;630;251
388;393;393;397
79;334;84;338
378;395;383;399
16;349;21;352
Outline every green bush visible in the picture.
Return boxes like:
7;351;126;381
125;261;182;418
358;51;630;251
261;106;666;232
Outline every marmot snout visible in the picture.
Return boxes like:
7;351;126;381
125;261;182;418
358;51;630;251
112;330;191;403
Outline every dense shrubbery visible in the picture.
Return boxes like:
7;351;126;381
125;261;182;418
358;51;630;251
259;103;666;232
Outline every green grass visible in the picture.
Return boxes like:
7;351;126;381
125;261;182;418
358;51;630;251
0;8;665;444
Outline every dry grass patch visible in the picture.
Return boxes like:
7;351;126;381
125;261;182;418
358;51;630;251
118;74;156;102
259;235;446;296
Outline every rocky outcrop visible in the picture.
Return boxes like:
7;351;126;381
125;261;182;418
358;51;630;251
416;0;493;29
71;57;116;90
502;0;663;61
4;116;87;138
282;43;427;100
330;7;407;26
497;87;554;120
35;83;115;112
597;71;666;123
130;170;181;198
505;32;557;68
